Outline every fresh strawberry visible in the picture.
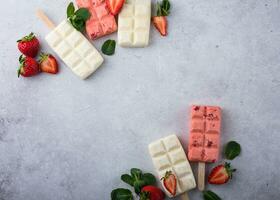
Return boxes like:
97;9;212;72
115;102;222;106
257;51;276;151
152;16;168;36
161;171;177;196
140;186;165;200
208;162;236;185
17;55;40;77
39;53;58;74
152;0;170;36
106;0;125;15
17;33;40;58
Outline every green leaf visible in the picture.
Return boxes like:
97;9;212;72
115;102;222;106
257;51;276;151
121;174;134;186
67;2;75;18
156;2;162;16
75;8;91;21
203;190;222;200
142;173;156;185
161;0;171;16
130;168;142;180
134;180;146;194
111;188;133;200
101;40;116;56
224;141;241;160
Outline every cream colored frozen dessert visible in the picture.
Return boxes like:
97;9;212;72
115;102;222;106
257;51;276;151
118;0;151;47
149;134;196;198
45;20;104;79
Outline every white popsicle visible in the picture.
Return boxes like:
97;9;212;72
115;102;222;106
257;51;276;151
37;10;104;79
149;134;196;199
118;0;151;47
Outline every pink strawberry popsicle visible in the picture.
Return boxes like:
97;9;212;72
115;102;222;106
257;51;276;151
187;105;222;191
76;0;117;39
188;105;222;162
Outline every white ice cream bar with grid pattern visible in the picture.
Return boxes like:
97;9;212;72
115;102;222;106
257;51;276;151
118;0;151;47
149;135;196;197
45;20;104;79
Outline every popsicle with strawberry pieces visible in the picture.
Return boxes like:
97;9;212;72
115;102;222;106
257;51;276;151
76;0;117;39
187;105;222;191
149;134;196;199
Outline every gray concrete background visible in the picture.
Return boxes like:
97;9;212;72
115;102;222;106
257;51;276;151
0;0;280;199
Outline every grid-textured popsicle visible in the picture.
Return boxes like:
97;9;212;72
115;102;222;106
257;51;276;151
118;0;151;47
45;20;104;79
188;105;222;163
149;135;196;197
76;0;117;39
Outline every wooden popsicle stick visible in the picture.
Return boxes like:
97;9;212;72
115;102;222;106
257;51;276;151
36;9;56;30
181;192;190;200
198;162;205;191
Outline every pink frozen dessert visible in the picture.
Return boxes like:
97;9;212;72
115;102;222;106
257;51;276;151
76;0;117;39
188;105;222;163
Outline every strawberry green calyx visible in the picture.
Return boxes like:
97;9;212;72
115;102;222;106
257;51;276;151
17;55;25;77
161;170;172;180
224;162;236;179
156;0;171;16
39;53;49;63
17;32;35;43
139;191;150;200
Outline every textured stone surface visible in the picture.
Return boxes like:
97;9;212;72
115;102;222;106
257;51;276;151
0;0;280;199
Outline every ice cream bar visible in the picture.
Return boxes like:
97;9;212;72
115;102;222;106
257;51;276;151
188;105;222;162
45;20;104;79
76;0;117;39
149;134;196;198
118;0;151;47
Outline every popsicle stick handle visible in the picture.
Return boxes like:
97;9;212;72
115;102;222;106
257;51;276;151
198;162;205;191
36;9;56;30
181;192;190;200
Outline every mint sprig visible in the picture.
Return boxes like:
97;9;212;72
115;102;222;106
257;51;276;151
224;141;241;160
121;168;156;194
67;2;90;32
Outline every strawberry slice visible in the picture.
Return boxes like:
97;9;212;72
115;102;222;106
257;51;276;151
208;162;236;185
152;0;171;36
39;53;59;74
105;0;125;15
161;171;177;196
152;16;167;36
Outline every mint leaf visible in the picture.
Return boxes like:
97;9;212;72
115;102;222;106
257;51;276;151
66;3;90;32
101;40;116;55
111;188;133;200
142;173;156;185
121;174;134;186
203;190;222;200
130;168;142;180
75;8;91;21
225;141;241;160
133;180;146;194
67;2;75;18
